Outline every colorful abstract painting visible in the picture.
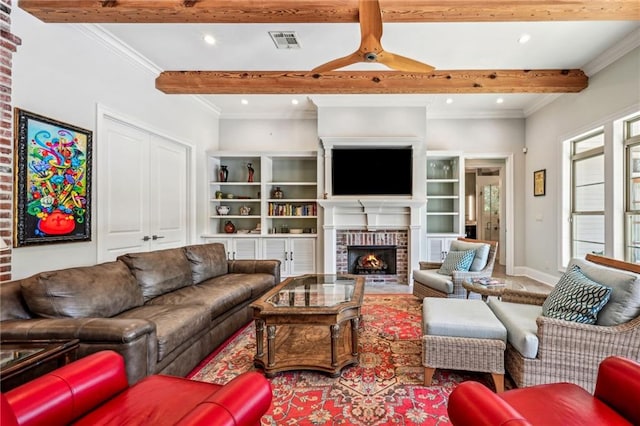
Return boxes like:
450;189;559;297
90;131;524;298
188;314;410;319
14;108;92;246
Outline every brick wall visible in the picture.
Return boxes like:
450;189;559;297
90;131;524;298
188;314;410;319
0;0;21;282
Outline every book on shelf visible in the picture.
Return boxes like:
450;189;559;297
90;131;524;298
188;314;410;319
471;277;504;287
268;202;317;216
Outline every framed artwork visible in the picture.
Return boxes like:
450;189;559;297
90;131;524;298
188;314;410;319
13;108;93;247
533;169;546;197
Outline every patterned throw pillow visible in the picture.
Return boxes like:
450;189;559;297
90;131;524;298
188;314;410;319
438;250;476;276
542;265;612;324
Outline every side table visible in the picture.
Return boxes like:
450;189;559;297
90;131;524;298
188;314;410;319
462;278;525;301
1;339;79;391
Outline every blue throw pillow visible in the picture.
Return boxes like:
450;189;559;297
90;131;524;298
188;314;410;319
542;265;612;324
438;250;476;276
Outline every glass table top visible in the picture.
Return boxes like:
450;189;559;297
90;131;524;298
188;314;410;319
266;275;357;308
0;347;46;369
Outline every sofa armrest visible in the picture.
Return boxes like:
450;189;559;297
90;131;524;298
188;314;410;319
175;371;272;426
447;381;532;426
228;259;280;280
0;318;155;342
594;356;640;424
4;351;128;426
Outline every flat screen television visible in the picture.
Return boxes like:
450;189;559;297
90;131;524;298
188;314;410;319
331;147;413;196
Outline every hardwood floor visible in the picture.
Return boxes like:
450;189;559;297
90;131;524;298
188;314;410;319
365;263;554;295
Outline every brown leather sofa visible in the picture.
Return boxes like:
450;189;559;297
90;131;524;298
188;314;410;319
0;243;280;384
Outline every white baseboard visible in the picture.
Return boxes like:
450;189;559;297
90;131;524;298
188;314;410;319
512;266;559;287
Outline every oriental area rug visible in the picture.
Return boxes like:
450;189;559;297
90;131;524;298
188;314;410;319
188;294;497;426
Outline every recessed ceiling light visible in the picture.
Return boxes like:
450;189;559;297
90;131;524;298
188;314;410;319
291;99;299;105
496;98;504;104
241;99;249;105
518;34;531;44
446;98;453;104
203;34;216;45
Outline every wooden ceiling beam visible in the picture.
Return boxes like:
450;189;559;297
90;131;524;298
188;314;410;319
155;70;588;95
19;1;640;23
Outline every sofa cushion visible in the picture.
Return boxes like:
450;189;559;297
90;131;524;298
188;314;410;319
423;298;507;341
438;249;475;275
542;265;612;325
184;243;229;285
568;258;640;326
20;261;144;319
118;248;193;303
449;240;491;271
488;298;542;359
116;304;210;361
148;277;252;319
414;269;453;294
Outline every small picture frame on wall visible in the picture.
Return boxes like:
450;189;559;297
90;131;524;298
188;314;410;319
13;108;93;247
533;169;546;197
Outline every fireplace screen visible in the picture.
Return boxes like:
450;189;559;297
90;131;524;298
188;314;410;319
347;245;397;275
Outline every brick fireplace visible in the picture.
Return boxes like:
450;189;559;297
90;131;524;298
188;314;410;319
337;229;408;284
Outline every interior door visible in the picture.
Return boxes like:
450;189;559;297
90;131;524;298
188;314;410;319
98;115;189;262
479;180;500;242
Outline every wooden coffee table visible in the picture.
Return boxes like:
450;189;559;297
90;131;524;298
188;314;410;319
250;274;364;377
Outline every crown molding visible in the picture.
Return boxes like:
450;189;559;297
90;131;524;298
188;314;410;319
583;27;640;77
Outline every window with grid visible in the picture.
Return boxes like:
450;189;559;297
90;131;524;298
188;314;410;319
624;114;640;262
571;131;605;258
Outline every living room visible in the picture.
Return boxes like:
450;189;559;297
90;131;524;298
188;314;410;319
3;3;638;285
1;2;640;425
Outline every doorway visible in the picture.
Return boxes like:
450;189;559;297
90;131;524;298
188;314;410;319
465;158;508;268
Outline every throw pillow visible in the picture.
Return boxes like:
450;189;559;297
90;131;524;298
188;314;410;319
438;249;476;275
542;265;612;324
449;240;491;271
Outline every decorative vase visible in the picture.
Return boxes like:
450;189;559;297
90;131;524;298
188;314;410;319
216;205;230;215
224;220;236;233
219;165;228;182
272;186;284;199
239;205;251;216
247;163;255;182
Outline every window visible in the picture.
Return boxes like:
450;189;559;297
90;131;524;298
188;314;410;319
624;114;640;262
571;130;605;258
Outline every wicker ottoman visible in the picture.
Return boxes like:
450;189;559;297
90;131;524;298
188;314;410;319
422;298;507;392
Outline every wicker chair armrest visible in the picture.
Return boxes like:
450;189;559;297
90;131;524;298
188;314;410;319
536;315;640;358
501;289;548;305
419;261;442;270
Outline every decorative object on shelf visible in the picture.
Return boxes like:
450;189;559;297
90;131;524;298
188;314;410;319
216;205;230;216
215;190;223;199
272;187;284;199
226;193;234;199
534;169;546;196
219;165;228;182
239;205;251;216
224;220;236;233
247;163;254;182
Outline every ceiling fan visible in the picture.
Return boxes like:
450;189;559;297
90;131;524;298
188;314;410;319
311;0;435;73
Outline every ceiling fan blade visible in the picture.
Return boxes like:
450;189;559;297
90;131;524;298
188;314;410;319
311;52;362;73
377;51;435;73
359;0;383;43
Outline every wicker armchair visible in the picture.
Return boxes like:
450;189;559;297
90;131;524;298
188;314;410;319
413;238;498;299
495;254;640;393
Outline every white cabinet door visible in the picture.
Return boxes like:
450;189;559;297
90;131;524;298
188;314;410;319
263;238;288;276
233;238;260;259
289;238;316;275
426;236;458;262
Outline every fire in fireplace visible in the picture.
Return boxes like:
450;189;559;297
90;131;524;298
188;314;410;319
347;245;397;275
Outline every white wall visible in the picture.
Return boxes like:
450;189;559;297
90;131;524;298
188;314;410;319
219;118;317;151
11;9;219;279
524;46;640;279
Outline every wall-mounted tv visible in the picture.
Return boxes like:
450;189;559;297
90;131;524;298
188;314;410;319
331;147;413;196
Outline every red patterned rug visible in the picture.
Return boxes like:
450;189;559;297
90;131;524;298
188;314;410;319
188;294;497;426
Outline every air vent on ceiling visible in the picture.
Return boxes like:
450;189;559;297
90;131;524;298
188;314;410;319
269;31;301;49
